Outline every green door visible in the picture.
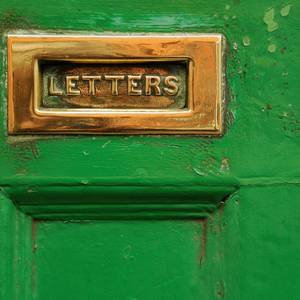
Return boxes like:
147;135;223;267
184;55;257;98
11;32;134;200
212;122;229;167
0;1;299;299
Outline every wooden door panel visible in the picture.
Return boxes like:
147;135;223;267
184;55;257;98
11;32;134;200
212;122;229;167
33;220;203;299
0;0;299;299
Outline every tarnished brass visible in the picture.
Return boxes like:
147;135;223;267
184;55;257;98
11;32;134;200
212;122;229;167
42;61;186;109
7;34;224;135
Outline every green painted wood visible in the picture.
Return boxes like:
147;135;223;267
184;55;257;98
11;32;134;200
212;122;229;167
32;220;205;300
0;0;299;299
222;186;300;299
0;0;298;187
0;192;32;300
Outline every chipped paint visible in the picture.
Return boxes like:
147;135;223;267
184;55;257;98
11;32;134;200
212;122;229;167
242;36;250;47
216;280;225;298
0;1;299;299
280;4;292;17
221;158;230;172
263;8;278;32
268;43;277;53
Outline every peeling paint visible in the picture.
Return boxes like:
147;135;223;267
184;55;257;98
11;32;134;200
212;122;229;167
220;158;230;172
268;43;277;53
242;36;250;47
280;4;292;17
263;8;278;32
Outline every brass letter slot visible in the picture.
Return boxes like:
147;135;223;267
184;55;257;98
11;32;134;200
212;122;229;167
7;34;224;135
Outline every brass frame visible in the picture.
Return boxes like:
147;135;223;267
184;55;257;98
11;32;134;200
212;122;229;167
7;33;224;135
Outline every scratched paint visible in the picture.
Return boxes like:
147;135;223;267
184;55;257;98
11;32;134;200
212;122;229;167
242;36;250;47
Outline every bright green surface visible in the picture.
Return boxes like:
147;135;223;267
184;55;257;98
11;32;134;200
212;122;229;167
0;0;298;184
0;0;299;299
222;187;300;299
2;186;300;299
33;220;203;300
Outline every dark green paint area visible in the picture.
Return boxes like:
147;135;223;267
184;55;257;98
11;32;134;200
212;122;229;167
33;220;203;300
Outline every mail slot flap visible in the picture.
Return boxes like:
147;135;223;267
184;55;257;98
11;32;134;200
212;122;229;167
7;34;224;135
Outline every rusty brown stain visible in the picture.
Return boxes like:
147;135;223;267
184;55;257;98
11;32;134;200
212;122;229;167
194;218;208;265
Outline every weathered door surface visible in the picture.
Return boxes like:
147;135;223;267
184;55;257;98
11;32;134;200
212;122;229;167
0;1;299;300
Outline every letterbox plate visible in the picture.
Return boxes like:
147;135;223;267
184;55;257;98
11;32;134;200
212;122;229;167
7;34;224;135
